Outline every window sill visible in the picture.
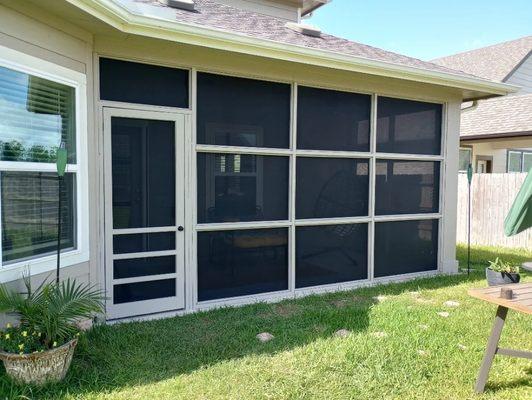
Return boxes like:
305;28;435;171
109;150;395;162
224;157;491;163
0;249;89;283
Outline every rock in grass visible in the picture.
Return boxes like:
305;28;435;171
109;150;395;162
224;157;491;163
457;344;467;351
417;350;429;357
437;311;450;318
418;324;429;330
444;300;460;308
335;329;351;338
373;295;387;303
256;332;274;343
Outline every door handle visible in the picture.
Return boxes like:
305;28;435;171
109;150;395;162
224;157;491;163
178;226;184;232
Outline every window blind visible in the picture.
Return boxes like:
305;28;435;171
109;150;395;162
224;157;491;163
0;66;76;163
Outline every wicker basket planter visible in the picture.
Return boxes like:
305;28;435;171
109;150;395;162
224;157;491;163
0;339;77;385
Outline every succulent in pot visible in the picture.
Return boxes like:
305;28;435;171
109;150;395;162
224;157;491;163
0;275;104;385
485;257;521;286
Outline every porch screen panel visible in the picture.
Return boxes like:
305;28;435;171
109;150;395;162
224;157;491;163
377;97;442;155
196;73;291;148
375;160;440;215
197;229;288;301
297;86;370;151
374;219;439;277
99;58;189;108
197;153;289;223
296;224;368;288
296;158;369;219
111;117;175;229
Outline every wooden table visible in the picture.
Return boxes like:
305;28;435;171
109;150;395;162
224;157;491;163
468;283;532;393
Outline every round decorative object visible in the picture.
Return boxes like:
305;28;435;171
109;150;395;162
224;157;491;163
0;339;77;385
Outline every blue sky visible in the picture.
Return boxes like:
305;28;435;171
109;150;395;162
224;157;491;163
308;0;532;60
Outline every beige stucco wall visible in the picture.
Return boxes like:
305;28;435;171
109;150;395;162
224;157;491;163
0;1;464;317
464;137;532;173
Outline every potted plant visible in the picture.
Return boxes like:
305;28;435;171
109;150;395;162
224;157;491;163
0;276;104;385
486;257;521;286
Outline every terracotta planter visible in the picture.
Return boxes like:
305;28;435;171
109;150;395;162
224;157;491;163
485;268;521;286
0;339;77;385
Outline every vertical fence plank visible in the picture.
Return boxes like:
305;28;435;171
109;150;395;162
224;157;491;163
457;173;531;249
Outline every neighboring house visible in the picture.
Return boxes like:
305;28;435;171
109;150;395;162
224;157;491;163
434;36;532;173
0;0;515;321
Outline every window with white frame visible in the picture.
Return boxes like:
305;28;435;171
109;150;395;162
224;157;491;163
0;47;87;276
507;150;532;173
458;147;472;172
196;72;443;302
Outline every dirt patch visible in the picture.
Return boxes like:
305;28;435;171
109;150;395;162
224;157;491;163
272;303;300;317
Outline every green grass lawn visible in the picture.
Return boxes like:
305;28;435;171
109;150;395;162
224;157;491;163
1;245;531;400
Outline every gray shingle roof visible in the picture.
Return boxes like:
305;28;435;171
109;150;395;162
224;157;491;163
432;36;532;82
461;93;532;138
128;0;477;79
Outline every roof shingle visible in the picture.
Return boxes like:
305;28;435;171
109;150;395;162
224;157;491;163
461;93;532;138
127;0;479;79
432;36;532;82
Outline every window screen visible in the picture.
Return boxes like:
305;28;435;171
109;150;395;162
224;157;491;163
458;148;471;172
113;279;176;304
375;160;440;215
198;229;288;301
296;224;367;288
111;117;175;229
507;151;522;172
374;219;438;277
1;172;76;264
297;86;370;151
113;256;176;280
377;97;442;155
99;58;189;108
0;65;76;163
197;73;290;148
296;157;369;219
523;152;532;172
197;153;289;223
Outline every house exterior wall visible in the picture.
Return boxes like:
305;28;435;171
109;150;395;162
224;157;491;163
0;1;463;320
462;137;532;173
506;53;532;95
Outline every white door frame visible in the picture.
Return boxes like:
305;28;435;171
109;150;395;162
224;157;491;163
103;107;187;320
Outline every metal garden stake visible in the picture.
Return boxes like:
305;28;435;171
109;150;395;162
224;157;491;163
467;163;473;276
56;142;67;284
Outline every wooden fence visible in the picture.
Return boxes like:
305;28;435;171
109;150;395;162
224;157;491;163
456;173;531;249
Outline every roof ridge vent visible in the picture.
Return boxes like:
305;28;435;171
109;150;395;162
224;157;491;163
158;0;195;11
285;22;322;38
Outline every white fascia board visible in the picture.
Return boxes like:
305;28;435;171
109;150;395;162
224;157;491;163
67;0;519;98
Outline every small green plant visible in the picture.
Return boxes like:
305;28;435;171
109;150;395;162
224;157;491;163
487;257;520;274
0;276;104;353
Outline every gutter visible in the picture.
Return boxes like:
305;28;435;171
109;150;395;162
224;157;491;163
66;0;519;98
460;131;532;141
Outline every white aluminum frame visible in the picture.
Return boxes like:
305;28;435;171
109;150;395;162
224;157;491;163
194;80;445;309
102;107;188;320
95;54;448;319
0;44;89;283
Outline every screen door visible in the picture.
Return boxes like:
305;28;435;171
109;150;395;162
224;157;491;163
103;108;185;319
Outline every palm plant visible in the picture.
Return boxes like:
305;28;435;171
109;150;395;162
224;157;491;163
0;275;104;349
